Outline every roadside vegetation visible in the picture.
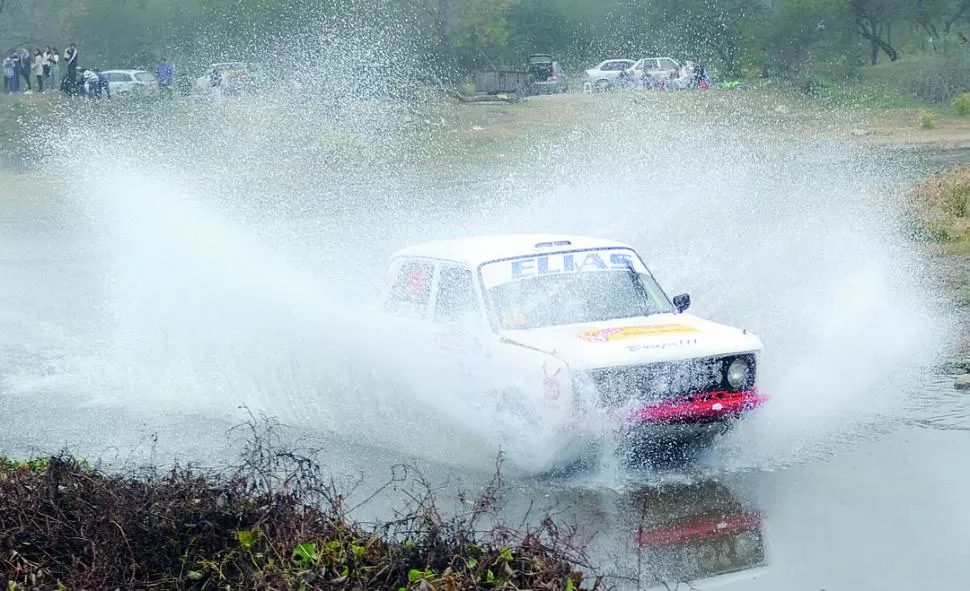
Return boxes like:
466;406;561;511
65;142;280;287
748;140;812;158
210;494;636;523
0;413;602;590
910;163;970;255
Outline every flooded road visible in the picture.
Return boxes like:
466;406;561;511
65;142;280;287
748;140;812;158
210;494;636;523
2;93;970;589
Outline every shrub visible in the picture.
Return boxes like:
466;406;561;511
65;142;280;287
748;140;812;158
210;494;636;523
953;92;970;116
920;110;937;129
908;163;970;246
0;412;603;590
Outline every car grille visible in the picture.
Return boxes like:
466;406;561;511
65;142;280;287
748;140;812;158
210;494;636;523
580;354;756;407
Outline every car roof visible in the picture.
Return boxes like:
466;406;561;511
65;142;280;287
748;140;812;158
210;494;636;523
390;234;638;267
101;69;148;74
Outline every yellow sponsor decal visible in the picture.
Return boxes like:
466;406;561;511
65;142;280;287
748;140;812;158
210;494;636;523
580;324;699;343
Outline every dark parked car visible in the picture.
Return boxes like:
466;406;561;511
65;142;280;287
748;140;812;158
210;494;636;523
472;54;569;97
525;54;568;94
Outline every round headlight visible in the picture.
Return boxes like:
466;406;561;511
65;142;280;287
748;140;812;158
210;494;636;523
726;358;750;390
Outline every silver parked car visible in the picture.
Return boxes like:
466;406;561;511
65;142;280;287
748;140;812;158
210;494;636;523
100;69;158;95
585;59;636;89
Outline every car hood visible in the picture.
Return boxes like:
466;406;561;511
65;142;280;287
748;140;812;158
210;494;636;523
497;313;762;370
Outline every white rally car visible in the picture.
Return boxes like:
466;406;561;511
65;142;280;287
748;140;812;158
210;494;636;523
380;234;769;471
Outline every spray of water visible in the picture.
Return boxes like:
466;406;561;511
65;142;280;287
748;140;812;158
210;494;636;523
15;23;956;480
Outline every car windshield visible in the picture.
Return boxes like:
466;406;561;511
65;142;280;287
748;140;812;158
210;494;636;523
480;249;675;330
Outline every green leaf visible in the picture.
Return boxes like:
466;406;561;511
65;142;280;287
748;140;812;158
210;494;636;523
186;570;203;581
486;569;495;583
408;568;423;582
466;557;478;569
236;529;257;549
565;578;575;591
292;542;321;567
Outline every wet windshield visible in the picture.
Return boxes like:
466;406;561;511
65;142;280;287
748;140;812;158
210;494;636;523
480;249;675;330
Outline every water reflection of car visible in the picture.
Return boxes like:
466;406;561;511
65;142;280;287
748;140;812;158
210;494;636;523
584;59;636;89
381;234;769;473
525;54;568;94
630;480;769;588
100;69;158;95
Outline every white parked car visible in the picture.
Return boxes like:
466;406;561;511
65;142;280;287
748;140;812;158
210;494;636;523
584;59;636;88
100;69;158;95
381;234;769;472
626;57;681;81
194;62;253;93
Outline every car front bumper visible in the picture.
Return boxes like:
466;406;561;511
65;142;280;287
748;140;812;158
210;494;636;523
629;389;769;425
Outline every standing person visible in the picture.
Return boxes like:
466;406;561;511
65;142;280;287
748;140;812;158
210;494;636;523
3;55;14;93
49;47;60;90
154;57;173;98
18;48;32;91
8;52;19;92
31;49;43;92
64;44;79;96
42;47;51;88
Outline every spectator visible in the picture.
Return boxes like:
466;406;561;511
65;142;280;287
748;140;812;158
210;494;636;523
64;43;79;96
81;69;100;98
49;46;60;90
31;49;43;92
17;48;31;92
154;57;173;98
42;47;52;88
3;55;14;93
96;70;111;99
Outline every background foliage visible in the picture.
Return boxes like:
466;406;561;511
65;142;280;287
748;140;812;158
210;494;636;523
2;0;970;97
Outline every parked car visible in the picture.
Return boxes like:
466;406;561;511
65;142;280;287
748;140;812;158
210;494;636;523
380;233;769;473
194;62;254;94
100;69;158;95
525;54;568;94
584;59;636;88
625;57;681;81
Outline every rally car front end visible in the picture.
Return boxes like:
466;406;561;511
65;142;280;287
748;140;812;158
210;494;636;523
571;350;770;460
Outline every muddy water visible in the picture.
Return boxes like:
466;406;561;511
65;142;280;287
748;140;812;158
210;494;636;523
2;95;970;589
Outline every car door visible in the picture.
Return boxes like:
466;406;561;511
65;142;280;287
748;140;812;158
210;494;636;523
431;264;485;358
430;263;505;411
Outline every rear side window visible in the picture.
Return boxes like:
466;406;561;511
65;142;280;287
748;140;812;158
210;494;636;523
134;72;155;82
385;260;433;319
434;266;479;323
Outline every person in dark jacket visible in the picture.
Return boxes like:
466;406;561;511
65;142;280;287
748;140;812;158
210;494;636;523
64;44;79;96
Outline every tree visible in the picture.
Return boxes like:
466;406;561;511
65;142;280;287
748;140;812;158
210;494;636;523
849;0;904;64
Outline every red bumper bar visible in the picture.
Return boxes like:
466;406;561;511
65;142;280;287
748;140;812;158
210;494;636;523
629;389;769;425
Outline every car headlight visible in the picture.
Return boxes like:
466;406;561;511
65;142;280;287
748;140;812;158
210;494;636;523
726;358;750;390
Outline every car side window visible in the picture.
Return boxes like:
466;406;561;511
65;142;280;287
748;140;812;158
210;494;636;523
384;260;433;320
434;266;479;324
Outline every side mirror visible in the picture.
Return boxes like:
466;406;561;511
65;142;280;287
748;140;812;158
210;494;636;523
673;293;691;313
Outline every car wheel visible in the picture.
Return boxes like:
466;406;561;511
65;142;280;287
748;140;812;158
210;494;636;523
595;79;610;90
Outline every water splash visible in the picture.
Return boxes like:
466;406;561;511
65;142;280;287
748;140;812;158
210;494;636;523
17;49;957;478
